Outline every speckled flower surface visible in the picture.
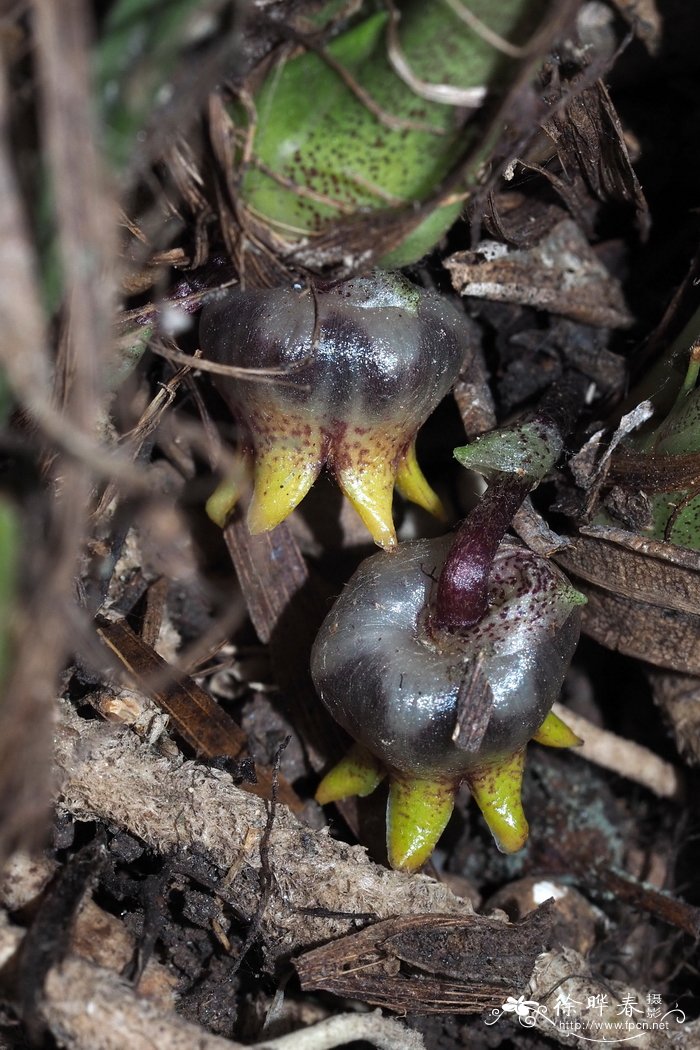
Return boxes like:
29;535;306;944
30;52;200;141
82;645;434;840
312;535;582;778
311;535;584;868
200;272;471;546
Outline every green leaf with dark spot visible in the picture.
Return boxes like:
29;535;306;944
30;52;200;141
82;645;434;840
239;0;548;266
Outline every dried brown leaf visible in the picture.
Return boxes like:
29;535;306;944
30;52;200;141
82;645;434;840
556;523;700;614
94;614;303;813
295;906;554;1014
554;524;700;673
223;514;346;772
574;588;700;675
445;220;633;328
543;80;649;235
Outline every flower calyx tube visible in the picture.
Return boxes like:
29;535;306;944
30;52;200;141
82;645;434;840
200;271;471;548
312;535;585;871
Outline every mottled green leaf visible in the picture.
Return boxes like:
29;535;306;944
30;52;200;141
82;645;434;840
240;0;548;266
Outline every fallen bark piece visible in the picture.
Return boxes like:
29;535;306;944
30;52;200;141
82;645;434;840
95;614;302;813
445;219;632;328
648;669;700;763
554;524;700;674
54;700;472;970
42;955;424;1050
295;906;554;1014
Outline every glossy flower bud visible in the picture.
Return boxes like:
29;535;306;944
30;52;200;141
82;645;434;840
311;535;585;870
200;272;470;547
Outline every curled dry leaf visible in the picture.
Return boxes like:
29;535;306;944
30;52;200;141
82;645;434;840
542;79;649;235
444;219;633;329
554;523;700;675
295;905;554;1014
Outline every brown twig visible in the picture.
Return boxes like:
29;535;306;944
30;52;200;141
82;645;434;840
150;341;314;384
93;615;304;813
0;0;119;860
228;736;289;978
592;866;700;939
551;702;684;800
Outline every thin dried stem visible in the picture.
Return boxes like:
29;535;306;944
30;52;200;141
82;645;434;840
150;341;314;387
293;30;444;136
0;0;121;857
441;0;535;58
552;702;683;800
91;359;193;521
0;8;147;496
385;0;486;107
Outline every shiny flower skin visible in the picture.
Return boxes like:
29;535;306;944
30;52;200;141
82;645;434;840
311;535;584;868
199;272;471;546
312;536;582;778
